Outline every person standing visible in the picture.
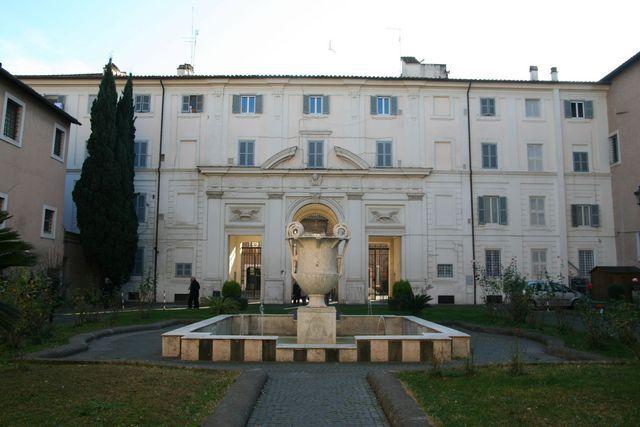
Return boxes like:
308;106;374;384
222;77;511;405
188;277;200;309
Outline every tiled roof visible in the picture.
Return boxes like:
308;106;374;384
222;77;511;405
16;72;606;85
0;65;81;125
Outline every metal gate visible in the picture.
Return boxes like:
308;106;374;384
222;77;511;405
368;244;389;300
240;242;261;300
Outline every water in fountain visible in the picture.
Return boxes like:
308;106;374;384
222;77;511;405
376;315;387;335
259;301;265;336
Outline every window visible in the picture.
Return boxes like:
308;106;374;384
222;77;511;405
238;140;255;166
571;204;600;227
44;94;65;110
132;247;144;276
437;264;454;278
573;152;589;172
525;98;541;118
134;94;151;113
87;94;97;113
481;143;498;169
2;94;25;145
134;140;149;168
609;133;620;165
527;144;543;172
480;97;496;116
531;249;547;279
306;95;327;115
308;140;324;168
134;193;146;223
41;206;56;239
377;96;391;115
376;140;392;167
181;95;203;113
370;95;398;116
565;100;593;119
241;95;256;114
578;250;594;277
175;263;192;278
0;193;7;228
485;249;501;278
478;196;507;225
51;125;65;161
529;196;546;226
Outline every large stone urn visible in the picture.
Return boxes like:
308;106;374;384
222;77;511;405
286;221;349;343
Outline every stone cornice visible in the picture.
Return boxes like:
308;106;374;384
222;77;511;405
198;166;431;178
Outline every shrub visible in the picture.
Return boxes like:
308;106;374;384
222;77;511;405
238;297;249;311
388;280;414;311
607;301;640;359
137;270;156;318
608;284;626;301
576;298;610;349
203;296;240;315
221;280;242;300
478;259;532;324
0;301;19;335
70;286;102;326
0;269;55;347
407;293;433;315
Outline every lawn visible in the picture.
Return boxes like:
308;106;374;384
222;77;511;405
0;363;237;426
398;363;640;426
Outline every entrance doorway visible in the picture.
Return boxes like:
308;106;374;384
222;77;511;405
368;236;401;300
228;235;262;300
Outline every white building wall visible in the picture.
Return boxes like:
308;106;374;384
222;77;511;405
21;75;616;304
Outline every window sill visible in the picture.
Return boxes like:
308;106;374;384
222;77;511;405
51;154;65;163
235;114;261;118
430;115;455;121
1;134;22;148
135;112;154;118
522;117;546;122
565;118;592;123
178;113;203;117
476;115;501;121
371;115;397;120
40;233;55;240
304;114;329;118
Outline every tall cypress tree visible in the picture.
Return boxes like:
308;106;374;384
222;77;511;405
72;61;137;296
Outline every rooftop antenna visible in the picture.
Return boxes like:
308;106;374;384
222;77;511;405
182;7;199;66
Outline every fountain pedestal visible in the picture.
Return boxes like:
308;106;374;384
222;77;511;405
297;306;336;344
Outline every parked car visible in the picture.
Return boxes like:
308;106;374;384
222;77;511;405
525;281;584;308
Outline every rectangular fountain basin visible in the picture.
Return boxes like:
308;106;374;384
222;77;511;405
162;314;470;363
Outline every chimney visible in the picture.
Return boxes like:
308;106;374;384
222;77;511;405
550;67;558;81
400;56;448;79
177;63;194;76
529;65;538;81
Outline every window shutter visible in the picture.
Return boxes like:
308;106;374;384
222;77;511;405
499;197;508;225
564;100;572;118
584;101;594;119
303;95;309;114
323;95;330;114
590;204;600;227
571;205;579;227
370;96;377;115
477;196;486;225
255;95;263;114
232;95;240;114
391;96;398;115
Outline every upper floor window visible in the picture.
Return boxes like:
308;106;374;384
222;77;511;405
304;95;329;115
134;193;146;223
134;94;151;113
529;196;546;226
51;125;65;161
232;95;263;115
134;140;149;168
44;94;65;110
564;100;593;119
478;196;508;225
480;97;496;116
573;151;589;172
87;94;97;114
132;247;144;276
571;204;600;228
308;140;324;168
238;140;255;166
525;98;541;118
527;144;543;172
609;133;620;165
481;143;498;169
181;95;203;113
376;140;392;167
41;206;57;239
1;93;25;146
370;96;398;116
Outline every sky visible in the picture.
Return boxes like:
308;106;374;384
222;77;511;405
1;0;638;81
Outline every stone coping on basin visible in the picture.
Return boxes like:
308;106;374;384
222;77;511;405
161;315;233;337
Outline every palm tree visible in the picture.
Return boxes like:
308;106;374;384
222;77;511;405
0;211;37;271
0;210;36;333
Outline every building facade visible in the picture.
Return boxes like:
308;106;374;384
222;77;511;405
0;65;80;267
20;58;616;303
601;51;640;267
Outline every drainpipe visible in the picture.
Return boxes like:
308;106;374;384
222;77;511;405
153;79;165;302
466;81;478;304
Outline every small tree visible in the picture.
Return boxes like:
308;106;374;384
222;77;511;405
137;270;155;318
0;211;37;271
478;259;532;324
